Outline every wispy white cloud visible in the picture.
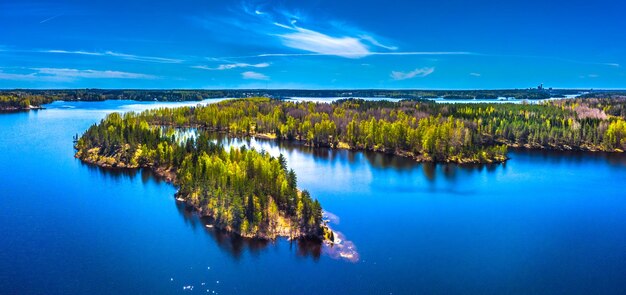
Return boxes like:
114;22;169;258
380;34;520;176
369;51;472;56
212;51;472;59
275;26;371;59
103;51;183;64
0;71;38;81
46;49;102;56
242;71;269;80
390;67;435;80
470;72;481;77
39;13;62;24
34;68;157;79
359;35;398;51
42;49;184;63
196;5;405;59
0;68;156;82
192;62;270;70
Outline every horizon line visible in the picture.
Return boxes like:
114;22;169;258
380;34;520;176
1;87;624;91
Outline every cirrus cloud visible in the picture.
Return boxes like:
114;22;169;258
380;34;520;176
242;71;269;80
192;62;270;70
43;49;184;64
275;26;371;59
0;68;157;82
390;67;435;80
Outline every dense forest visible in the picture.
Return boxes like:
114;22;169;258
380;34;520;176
129;98;508;163
75;112;328;240
121;97;625;162
0;93;53;111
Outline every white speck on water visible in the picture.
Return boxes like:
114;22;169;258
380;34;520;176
216;280;219;284
170;278;173;281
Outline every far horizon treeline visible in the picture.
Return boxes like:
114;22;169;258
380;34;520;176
3;88;625;111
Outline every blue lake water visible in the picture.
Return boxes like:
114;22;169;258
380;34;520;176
1;100;625;294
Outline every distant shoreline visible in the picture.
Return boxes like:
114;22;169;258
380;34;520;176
0;105;45;112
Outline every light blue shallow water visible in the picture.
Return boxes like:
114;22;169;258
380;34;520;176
1;100;625;294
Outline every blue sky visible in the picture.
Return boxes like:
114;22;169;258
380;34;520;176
0;0;624;89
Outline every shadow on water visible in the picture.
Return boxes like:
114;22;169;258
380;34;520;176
80;160;325;262
79;160;169;184
81;159;324;261
174;201;322;261
420;161;503;182
509;147;626;168
231;134;626;180
216;133;504;181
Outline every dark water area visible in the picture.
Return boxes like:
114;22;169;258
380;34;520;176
1;100;625;294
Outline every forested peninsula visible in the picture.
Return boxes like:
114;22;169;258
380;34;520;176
75;112;330;240
0;93;51;112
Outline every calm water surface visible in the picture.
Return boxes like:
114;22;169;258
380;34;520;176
1;100;625;294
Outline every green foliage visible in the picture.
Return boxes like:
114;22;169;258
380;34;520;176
0;94;53;110
76;112;324;238
131;97;626;157
130;98;510;162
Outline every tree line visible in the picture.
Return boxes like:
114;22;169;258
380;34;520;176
3;88;612;105
0;94;54;110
